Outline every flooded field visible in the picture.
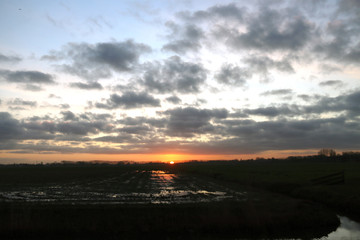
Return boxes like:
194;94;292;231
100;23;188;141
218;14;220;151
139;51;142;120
0;165;344;239
0;170;246;204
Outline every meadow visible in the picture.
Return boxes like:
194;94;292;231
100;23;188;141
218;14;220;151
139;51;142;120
170;155;360;220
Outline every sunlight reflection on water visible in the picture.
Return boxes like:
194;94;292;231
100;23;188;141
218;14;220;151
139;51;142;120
318;216;360;240
0;170;246;204
272;216;360;240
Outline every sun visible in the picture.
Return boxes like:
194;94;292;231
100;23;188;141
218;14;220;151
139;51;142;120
169;161;175;165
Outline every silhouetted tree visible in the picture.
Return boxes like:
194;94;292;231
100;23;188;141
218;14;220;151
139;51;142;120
318;148;336;157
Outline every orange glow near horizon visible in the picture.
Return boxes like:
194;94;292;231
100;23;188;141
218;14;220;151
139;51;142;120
169;161;175;165
0;149;329;164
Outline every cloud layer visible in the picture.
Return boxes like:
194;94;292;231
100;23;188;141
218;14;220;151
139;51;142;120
1;0;360;160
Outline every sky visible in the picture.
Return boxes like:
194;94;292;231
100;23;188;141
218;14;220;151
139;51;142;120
0;0;360;163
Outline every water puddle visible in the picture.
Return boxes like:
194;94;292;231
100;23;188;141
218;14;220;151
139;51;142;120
317;216;360;240
0;170;246;204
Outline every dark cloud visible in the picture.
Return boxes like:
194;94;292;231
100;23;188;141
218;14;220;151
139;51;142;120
7;98;37;108
164;107;228;137
49;94;61;99
56;121;111;135
261;89;293;96
337;0;360;24
61;111;77;121
219;116;360;153
80;112;113;121
170;3;246;54
119;125;151;134
60;104;70;109
0;70;55;91
241;90;360;118
165;95;182;104
0;70;55;84
43;40;151;80
70;81;103;90
320;64;342;73
215;63;250;86
0;112;23;141
93;135;135;144
302;92;357;115
226;8;314;51
95;91;161;109
312;8;360;65
243;105;297;117
313;20;352;60
244;55;295;82
319;80;343;87
117;116;167;129
344;46;360;63
178;3;245;22
23;113;114;137
141;56;207;93
297;94;321;102
0;53;21;63
162;22;204;54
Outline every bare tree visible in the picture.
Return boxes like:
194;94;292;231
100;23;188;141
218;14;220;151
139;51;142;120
318;148;336;157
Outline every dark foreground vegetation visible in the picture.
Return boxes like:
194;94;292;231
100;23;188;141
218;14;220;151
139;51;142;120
169;151;360;222
0;201;338;240
1;152;359;239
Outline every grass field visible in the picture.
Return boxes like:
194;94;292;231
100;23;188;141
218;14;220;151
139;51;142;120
169;157;360;220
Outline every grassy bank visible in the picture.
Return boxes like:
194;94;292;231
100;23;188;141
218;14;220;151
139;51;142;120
168;158;360;220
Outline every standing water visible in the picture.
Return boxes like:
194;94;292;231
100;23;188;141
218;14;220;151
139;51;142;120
318;216;360;240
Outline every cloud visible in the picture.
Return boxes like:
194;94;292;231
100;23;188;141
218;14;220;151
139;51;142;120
42;40;151;80
164;107;228;137
162;22;204;54
243;105;297;117
61;111;77;121
0;112;24;141
80;112;113;121
0;70;56;91
49;94;61;99
261;89;293;96
168;3;246;54
240;90;360;118
166;95;182;104
56;121;111;135
141;56;207;93
0;53;21;63
319;64;342;73
93;135;135;144
226;7;314;52
319;80;343;87
7;98;37;108
22;112;114;137
60;104;70;109
70;81;103;90
244;55;295;82
95;91;161;109
178;3;245;22
119;125;151;134
302;91;360;116
117;116;167;128
312;12;360;65
0;70;55;84
219;116;360;153
215;63;250;86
